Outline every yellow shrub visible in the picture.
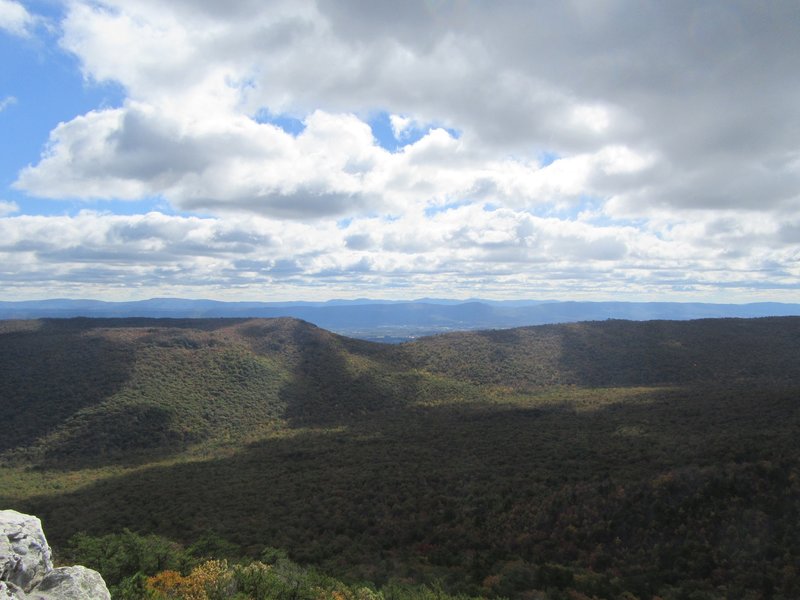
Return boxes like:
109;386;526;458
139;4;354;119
146;570;188;599
146;560;232;600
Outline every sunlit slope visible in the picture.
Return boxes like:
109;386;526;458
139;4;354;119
0;317;431;466
2;316;799;468
405;317;800;388
0;318;402;466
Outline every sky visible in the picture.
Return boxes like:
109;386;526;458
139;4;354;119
1;0;799;302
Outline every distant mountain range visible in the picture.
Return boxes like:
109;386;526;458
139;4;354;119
1;298;799;341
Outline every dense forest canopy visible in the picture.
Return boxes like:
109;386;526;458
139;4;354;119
1;317;799;599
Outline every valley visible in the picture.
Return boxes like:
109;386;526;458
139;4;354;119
1;317;798;599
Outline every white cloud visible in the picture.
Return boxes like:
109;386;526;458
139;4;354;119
0;200;18;216
1;207;795;301
7;0;800;300
389;115;413;140
20;98;656;219
0;197;797;302
0;96;16;112
0;0;33;36
24;0;796;214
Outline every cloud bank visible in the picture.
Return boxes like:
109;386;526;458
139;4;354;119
5;0;800;300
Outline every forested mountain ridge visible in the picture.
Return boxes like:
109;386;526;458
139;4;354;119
0;317;404;465
3;316;797;464
1;317;799;599
2;298;799;341
406;317;800;388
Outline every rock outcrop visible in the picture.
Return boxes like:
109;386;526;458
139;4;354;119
0;510;110;600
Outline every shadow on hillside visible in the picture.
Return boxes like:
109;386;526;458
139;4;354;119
474;328;525;345
277;322;414;427
0;322;137;454
554;320;704;387
40;404;202;469
1;318;280;469
11;381;799;588
555;318;800;387
410;317;800;390
7;317;416;470
11;317;800;475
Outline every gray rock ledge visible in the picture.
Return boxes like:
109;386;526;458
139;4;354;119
1;510;110;599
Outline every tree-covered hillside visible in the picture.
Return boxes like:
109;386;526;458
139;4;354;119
1;317;799;599
406;318;800;388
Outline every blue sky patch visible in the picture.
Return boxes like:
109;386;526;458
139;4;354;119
368;111;460;152
252;109;306;136
424;198;473;217
538;151;560;167
336;217;354;229
368;112;403;152
0;16;124;214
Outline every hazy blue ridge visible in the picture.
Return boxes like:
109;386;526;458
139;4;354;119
1;299;799;341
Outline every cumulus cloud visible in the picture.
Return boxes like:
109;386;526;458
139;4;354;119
7;0;800;300
19;98;654;219
0;0;33;36
17;0;795;216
